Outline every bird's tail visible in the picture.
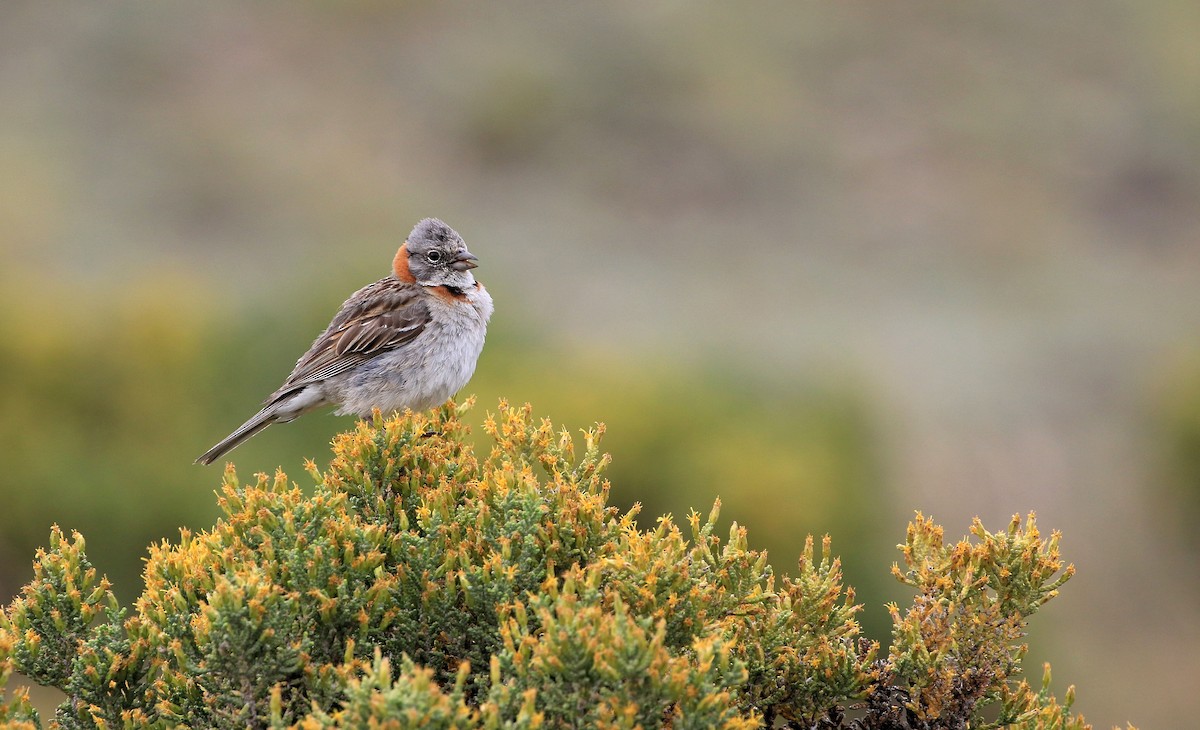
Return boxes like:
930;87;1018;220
195;408;277;465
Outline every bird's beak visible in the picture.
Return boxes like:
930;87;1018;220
450;251;479;271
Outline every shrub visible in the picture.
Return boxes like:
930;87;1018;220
1;400;1091;728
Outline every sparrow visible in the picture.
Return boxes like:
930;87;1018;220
196;218;493;465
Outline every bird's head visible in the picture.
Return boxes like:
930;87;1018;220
395;218;480;289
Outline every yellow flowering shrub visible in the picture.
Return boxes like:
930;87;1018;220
0;401;1092;728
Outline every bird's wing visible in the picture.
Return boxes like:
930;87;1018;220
267;278;430;401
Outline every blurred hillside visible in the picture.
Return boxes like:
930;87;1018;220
2;2;1199;727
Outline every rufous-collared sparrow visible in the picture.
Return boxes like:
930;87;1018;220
196;218;493;465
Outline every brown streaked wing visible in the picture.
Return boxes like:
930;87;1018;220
267;279;430;400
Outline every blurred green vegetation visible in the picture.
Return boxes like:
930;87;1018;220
0;274;219;599
1151;352;1200;550
0;268;895;639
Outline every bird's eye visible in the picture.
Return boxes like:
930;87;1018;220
426;250;443;264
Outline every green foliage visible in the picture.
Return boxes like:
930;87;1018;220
295;652;478;729
0;401;1094;728
0;632;39;729
884;514;1078;730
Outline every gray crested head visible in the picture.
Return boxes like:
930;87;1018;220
402;218;479;288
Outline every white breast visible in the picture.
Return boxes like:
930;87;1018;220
331;284;493;417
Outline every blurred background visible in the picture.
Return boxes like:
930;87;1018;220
2;2;1198;726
